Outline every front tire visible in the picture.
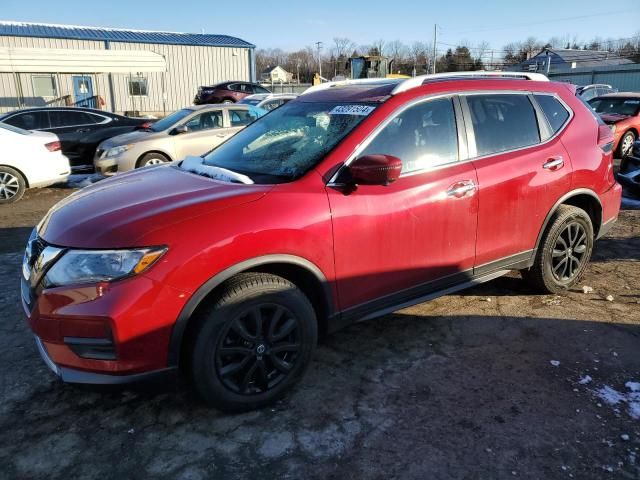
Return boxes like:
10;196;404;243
190;273;317;412
136;152;169;169
619;131;636;158
522;205;594;294
0;166;26;204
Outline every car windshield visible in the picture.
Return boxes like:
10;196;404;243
0;122;31;135
201;101;376;183
589;98;640;116
150;108;193;132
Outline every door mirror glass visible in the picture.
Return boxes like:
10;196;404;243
349;154;402;186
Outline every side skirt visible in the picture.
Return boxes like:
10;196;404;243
329;250;534;333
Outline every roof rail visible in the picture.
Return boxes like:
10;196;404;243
391;71;549;95
301;78;402;95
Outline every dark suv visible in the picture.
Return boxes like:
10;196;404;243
23;72;621;412
194;82;271;104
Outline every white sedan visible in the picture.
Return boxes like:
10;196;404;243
0;122;70;203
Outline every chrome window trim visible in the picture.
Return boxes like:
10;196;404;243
326;89;575;187
327;93;465;185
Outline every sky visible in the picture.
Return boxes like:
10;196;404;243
2;0;639;56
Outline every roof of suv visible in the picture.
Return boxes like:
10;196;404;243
299;72;554;103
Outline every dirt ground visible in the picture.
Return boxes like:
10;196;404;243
0;186;639;480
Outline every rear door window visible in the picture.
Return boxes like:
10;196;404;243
49;110;94;128
5;111;49;130
360;97;459;174
230;109;259;126
466;94;540;157
534;94;570;135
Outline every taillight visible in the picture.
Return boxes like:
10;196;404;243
597;124;614;154
45;141;61;152
138;121;152;129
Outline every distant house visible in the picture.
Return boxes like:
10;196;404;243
512;48;633;73
260;65;293;83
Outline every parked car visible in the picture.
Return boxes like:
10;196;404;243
0;123;69;203
618;140;640;196
22;72;621;411
238;93;298;111
588;93;640;157
193;82;271;104
0;107;154;172
576;84;617;101
94;104;265;175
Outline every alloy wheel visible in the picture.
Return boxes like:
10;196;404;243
215;304;301;395
0;172;20;200
621;134;634;156
551;221;588;282
144;158;165;166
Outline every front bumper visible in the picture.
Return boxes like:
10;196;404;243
23;255;191;382
617;155;640;195
93;156;119;176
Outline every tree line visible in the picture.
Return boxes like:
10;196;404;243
256;33;640;82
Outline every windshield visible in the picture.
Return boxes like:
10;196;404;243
589;98;640;116
150;108;193;132
0;122;31;135
201;101;376;183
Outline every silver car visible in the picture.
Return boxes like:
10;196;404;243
238;93;298;111
94;104;262;175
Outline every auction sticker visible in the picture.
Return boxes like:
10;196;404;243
330;105;375;116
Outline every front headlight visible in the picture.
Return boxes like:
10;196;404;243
43;247;166;287
105;145;131;158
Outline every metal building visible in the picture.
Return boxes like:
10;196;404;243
0;21;256;116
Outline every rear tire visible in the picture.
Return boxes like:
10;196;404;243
136;152;169;169
522;205;594;294
190;273;317;412
0;166;26;204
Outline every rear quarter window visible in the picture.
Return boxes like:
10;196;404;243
534;94;570;135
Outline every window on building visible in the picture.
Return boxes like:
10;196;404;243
360;97;459;174
534;94;570;136
466;94;540;157
32;75;58;98
128;77;148;96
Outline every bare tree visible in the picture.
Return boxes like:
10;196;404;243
332;37;356;77
370;39;386;56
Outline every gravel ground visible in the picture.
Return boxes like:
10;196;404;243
0;186;639;480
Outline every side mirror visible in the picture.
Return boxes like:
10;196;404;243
172;125;189;135
349;154;403;186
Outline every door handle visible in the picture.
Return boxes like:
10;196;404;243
75;128;90;133
543;156;564;170
446;180;476;198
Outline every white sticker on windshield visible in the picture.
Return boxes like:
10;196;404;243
330;105;375;116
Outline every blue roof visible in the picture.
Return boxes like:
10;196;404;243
0;21;255;48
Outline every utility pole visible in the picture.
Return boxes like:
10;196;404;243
432;25;437;74
315;41;323;79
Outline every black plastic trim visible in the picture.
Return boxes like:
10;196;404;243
167;254;334;366
64;337;116;361
59;366;178;385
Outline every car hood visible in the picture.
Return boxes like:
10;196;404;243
38;164;271;248
100;129;164;148
599;113;631;125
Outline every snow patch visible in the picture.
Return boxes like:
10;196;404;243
595;382;640;420
579;375;592;385
550;360;560;367
180;156;253;184
65;173;105;188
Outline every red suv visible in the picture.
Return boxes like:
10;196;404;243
23;72;621;412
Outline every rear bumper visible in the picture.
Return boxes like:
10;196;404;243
597;182;623;239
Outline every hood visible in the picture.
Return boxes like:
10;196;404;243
100;129;162;148
38;164;271;248
599;113;630;125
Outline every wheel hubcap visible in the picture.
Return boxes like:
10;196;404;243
551;222;588;282
0;172;19;200
145;158;164;166
215;304;301;394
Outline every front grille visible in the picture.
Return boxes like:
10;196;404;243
22;234;64;311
